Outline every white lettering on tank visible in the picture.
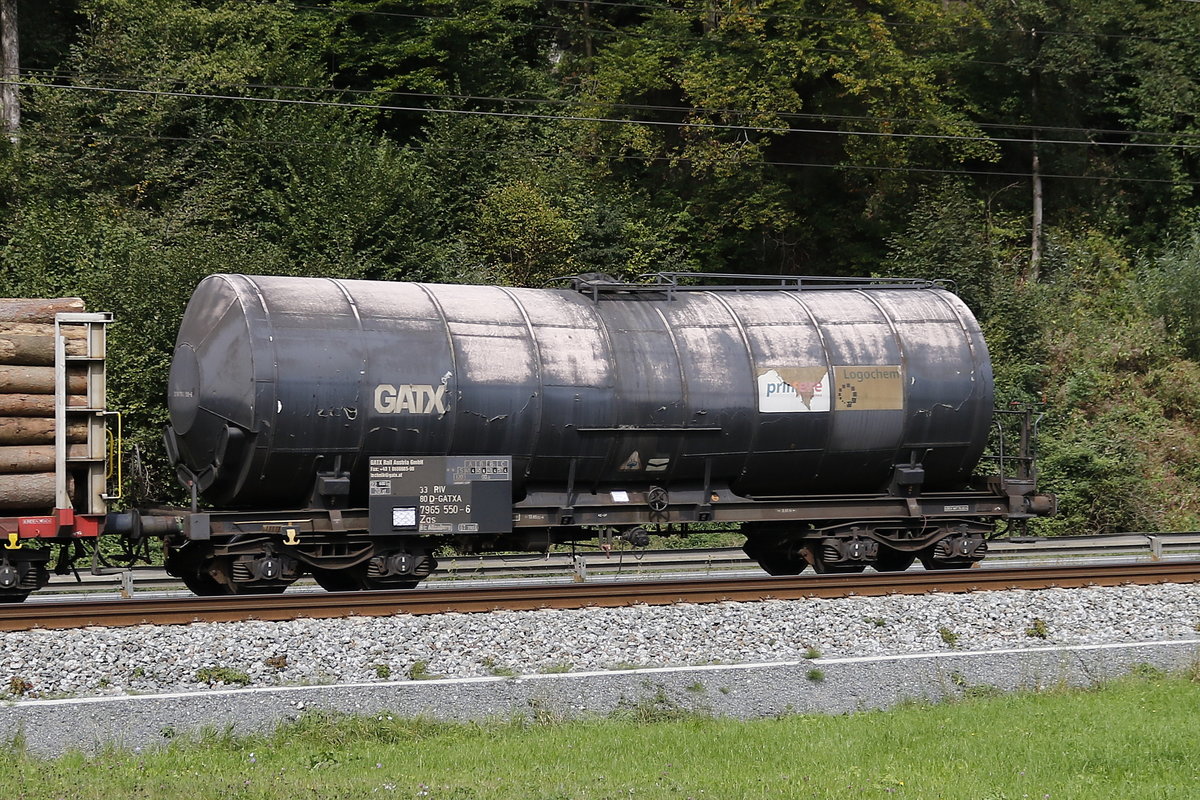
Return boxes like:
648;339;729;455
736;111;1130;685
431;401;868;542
374;383;448;415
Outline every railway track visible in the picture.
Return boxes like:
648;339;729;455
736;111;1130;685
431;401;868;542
33;531;1200;596
4;561;1200;631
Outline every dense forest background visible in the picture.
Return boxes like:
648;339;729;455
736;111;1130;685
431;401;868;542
3;0;1200;535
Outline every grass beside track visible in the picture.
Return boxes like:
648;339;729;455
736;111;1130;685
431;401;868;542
5;670;1200;799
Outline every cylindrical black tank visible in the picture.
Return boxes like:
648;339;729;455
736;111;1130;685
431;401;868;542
165;275;993;508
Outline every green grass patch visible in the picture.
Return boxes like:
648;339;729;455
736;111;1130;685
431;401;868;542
193;667;251;687
4;673;1200;798
406;661;438;681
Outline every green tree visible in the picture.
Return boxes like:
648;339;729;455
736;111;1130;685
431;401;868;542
564;0;1000;273
470;180;578;286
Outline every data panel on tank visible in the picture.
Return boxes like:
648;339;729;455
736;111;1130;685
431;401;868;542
368;456;513;535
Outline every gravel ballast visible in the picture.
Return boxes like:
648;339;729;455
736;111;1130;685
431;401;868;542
3;583;1198;697
2;582;1200;754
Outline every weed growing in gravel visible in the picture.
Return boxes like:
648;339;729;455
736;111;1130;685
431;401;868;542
407;661;438;681
938;627;960;648
865;616;887;628
1128;663;1166;680
685;682;705;694
964;684;1003;700
194;667;251;686
6;677;32;697
540;663;573;674
373;664;392;680
948;672;1002;699
806;669;826;683
612;688;697;724
1026;618;1050;639
803;647;821;660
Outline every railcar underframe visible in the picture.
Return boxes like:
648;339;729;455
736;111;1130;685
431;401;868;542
117;466;1054;595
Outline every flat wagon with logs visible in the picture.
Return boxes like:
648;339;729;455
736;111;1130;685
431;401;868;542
0;297;112;601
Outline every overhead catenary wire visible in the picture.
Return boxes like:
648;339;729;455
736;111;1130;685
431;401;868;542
18;67;1200;142
10;80;791;134
14;80;1200;152
19;128;1200;186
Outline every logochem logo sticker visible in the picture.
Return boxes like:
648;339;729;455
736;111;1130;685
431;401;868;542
831;365;903;411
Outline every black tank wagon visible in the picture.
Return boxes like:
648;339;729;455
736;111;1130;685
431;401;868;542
132;272;1054;595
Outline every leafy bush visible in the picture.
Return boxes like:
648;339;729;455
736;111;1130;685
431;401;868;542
1143;234;1200;360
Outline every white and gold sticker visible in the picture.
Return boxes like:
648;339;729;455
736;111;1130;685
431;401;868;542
831;365;904;411
757;365;904;412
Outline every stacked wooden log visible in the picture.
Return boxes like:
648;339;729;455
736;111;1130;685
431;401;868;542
0;298;87;511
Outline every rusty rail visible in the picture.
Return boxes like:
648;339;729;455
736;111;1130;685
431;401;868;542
39;531;1200;595
5;561;1200;631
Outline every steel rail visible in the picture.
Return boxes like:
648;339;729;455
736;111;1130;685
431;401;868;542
39;531;1200;594
5;561;1200;632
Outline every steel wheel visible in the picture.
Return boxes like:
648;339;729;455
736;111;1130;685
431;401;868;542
311;569;364;592
312;566;420;592
179;569;231;596
811;560;866;574
742;535;809;576
873;549;916;573
752;553;810;576
919;557;976;571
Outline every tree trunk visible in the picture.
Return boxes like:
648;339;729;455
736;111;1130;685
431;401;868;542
1030;139;1043;282
0;445;88;473
0;0;17;141
1028;29;1043;282
0;333;89;365
0;394;90;416
0;473;55;509
0;298;85;323
0;322;89;338
0;365;87;394
0;417;87;445
582;1;593;59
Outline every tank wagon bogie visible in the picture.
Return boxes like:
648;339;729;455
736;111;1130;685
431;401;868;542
1;274;1055;599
